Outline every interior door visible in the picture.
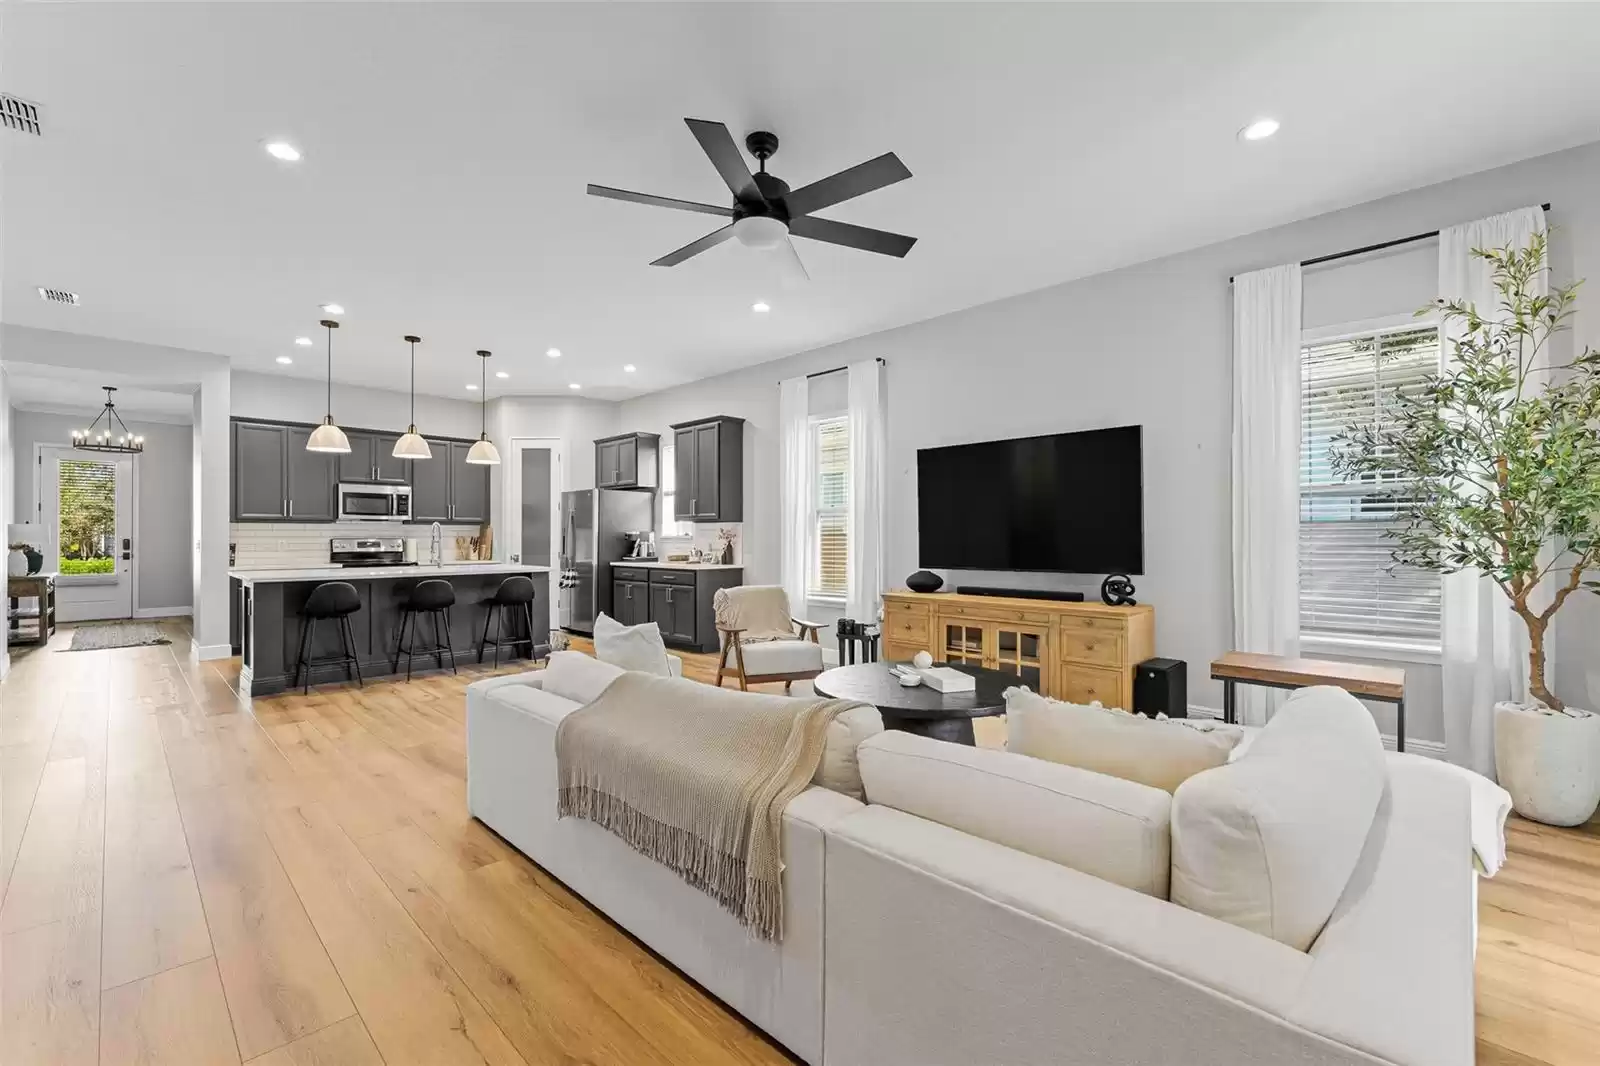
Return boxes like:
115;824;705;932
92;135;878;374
43;447;135;621
513;441;559;628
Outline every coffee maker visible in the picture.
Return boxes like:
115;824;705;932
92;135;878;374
623;530;656;560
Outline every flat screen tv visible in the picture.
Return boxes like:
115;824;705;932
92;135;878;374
917;424;1143;575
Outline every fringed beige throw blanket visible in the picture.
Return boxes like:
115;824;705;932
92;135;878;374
556;672;855;941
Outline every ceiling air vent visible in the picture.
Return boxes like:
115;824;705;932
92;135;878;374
0;94;42;136
38;287;80;306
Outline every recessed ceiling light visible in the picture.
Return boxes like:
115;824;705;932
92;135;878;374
294;336;312;346
752;301;771;313
568;383;581;390
1239;118;1280;142
276;356;293;365
320;303;344;315
546;347;562;359
466;383;478;391
495;370;510;379
264;140;302;162
623;364;637;373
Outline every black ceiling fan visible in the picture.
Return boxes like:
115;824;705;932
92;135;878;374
587;118;916;279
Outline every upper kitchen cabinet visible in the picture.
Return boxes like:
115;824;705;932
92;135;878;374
669;416;744;522
448;441;491;524
338;432;410;483
284;427;338;521
594;432;659;489
231;421;335;522
409;438;453;522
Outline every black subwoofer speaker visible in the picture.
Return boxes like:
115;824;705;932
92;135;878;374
1134;658;1187;718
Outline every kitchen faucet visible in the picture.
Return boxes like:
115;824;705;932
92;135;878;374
429;521;442;566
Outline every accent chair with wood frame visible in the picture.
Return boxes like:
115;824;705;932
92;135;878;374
712;585;826;691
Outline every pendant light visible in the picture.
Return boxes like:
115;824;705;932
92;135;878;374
392;334;432;460
71;387;145;454
465;349;501;465
305;318;352;453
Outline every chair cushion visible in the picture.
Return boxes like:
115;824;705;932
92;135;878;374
735;639;824;676
1005;688;1243;793
858;730;1174;897
1169;685;1387;950
593;613;673;676
541;650;625;705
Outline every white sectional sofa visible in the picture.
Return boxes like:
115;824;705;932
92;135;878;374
466;659;1475;1066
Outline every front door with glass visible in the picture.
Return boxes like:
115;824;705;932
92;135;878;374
42;446;134;621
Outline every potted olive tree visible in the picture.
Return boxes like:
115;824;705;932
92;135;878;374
1334;231;1600;825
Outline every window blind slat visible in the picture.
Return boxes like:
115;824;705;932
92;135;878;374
810;418;850;599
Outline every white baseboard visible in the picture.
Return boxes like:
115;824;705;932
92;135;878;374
1189;704;1445;757
135;606;192;619
192;641;232;661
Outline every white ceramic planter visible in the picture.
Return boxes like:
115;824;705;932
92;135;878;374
1494;701;1600;826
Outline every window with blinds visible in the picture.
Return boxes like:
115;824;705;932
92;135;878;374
810;417;850;601
1299;324;1441;653
57;458;118;576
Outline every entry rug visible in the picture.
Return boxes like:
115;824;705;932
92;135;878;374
63;621;172;652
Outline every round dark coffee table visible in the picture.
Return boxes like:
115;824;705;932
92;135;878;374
812;661;1013;745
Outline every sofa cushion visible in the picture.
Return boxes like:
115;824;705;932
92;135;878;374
542;650;625;705
594;612;674;676
486;682;584;726
1005;688;1242;793
858;730;1173;897
816;704;885;801
1169;685;1387;951
736;639;824;676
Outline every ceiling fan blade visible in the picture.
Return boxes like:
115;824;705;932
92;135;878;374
783;152;912;218
650;224;736;267
587;184;734;218
684;118;763;205
776;236;810;286
788;215;917;258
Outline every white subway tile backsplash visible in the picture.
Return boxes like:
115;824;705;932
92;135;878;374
229;522;486;568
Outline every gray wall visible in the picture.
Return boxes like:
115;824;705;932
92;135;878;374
620;140;1600;746
10;408;195;612
231;369;486;440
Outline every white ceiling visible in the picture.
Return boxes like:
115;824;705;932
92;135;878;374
6;3;1600;403
3;363;195;423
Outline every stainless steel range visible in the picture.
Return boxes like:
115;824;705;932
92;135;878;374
329;537;414;567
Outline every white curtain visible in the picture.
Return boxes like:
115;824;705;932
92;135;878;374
779;374;812;614
1232;263;1303;726
846;360;886;623
1439;206;1547;776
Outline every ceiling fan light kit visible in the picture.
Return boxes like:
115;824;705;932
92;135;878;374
465;349;501;465
587;118;917;275
72;386;145;454
393;334;433;460
305;318;352;454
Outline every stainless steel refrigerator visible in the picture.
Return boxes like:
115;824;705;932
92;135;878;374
558;488;656;634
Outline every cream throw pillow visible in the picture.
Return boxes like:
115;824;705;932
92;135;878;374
1004;688;1243;794
593;612;673;676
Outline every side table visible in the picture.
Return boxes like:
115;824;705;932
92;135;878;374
7;572;58;647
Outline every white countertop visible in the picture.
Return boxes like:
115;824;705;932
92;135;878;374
614;561;744;571
229;562;550;584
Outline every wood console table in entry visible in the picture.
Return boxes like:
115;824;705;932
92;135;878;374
7;572;59;647
1210;651;1408;751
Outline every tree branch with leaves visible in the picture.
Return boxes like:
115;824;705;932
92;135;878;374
1332;230;1600;710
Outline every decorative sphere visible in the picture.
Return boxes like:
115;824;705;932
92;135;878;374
912;650;934;670
906;570;944;593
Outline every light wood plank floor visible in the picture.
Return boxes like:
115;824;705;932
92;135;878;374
1;622;1596;1064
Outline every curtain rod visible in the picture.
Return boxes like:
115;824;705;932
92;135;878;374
785;357;887;383
1228;203;1551;283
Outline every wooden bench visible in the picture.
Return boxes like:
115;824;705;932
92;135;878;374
1210;651;1408;751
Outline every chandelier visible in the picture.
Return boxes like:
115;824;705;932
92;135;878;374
71;386;144;454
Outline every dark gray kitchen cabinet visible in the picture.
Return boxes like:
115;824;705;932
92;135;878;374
643;566;743;652
650;583;697;645
594;432;658;489
449;441;491;524
613;579;650;627
670;417;743;522
233;422;289;520
409;438;453;522
339;432;411;483
373;434;409;482
285;427;337;521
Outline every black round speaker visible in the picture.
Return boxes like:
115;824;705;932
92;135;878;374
906;570;944;593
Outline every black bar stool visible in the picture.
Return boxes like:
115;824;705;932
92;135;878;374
478;575;537;668
293;581;363;695
393;578;458;681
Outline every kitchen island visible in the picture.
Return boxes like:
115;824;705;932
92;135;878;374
231;563;550;696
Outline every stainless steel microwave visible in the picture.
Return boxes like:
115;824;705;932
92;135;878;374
337;481;412;522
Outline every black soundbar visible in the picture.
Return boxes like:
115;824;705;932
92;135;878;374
955;585;1086;603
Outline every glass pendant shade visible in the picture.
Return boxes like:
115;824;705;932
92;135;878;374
393;428;432;460
465;437;500;465
306;418;351;453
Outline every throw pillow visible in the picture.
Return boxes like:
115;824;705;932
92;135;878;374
541;650;626;705
1005;688;1243;794
593;612;673;676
